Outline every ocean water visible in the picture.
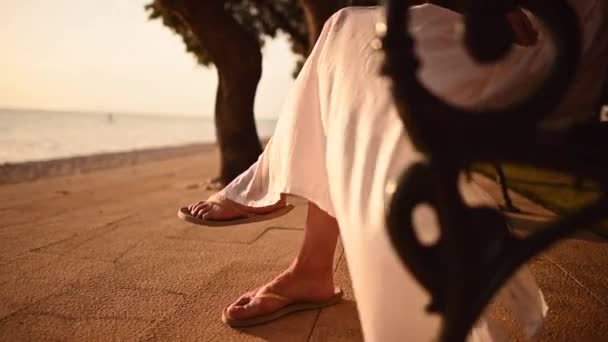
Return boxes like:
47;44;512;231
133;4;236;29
0;109;277;164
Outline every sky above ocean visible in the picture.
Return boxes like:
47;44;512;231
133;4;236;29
0;0;297;119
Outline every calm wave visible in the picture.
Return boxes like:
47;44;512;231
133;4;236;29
0;109;277;164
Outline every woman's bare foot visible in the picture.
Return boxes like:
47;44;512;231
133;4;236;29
186;194;287;220
204;177;226;191
223;202;340;324
224;264;336;322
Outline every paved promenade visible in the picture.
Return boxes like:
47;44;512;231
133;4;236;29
0;150;606;341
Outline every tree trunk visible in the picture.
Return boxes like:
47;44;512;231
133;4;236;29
163;0;263;186
298;1;380;52
298;0;344;50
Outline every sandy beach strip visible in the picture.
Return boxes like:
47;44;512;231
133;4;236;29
0;143;217;186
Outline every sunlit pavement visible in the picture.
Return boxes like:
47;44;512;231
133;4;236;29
0;152;606;341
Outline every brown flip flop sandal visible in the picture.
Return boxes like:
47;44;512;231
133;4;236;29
221;288;343;328
177;202;295;227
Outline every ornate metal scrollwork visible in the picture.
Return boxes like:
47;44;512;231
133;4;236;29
382;0;608;341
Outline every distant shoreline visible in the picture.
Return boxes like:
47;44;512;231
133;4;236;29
0;107;278;121
0;106;214;119
0;143;216;186
0;137;272;186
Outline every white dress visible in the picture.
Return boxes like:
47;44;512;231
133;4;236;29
219;2;607;341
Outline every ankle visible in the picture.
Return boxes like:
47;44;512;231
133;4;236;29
289;258;334;278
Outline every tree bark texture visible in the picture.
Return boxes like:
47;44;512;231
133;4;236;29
298;0;344;51
161;0;263;186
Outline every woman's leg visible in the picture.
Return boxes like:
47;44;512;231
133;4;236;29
224;202;340;321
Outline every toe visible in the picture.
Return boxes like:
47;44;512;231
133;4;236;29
203;204;222;219
225;293;254;320
226;297;267;321
188;201;204;211
191;203;210;217
192;202;209;212
226;303;253;320
200;212;210;220
200;202;232;220
198;208;212;219
224;289;289;321
234;295;253;306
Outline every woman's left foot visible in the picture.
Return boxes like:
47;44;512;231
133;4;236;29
185;193;287;221
223;265;337;325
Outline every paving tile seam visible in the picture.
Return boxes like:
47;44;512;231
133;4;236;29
0;286;66;323
246;226;305;245
111;241;145;264
0;209;136;241
11;311;153;323
333;249;345;273
0;251;115;283
0;202;138;231
0;207;79;232
12;282;189;323
138;245;234;255
26;249;123;264
159;235;252;246
25;250;117;265
150;236;253;250
305;246;347;341
542;255;608;307
161;225;304;246
0;179;186;231
0;253;58;276
110;285;189;298
27;214;135;256
306;310;323;342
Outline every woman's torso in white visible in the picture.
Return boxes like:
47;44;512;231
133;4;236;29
220;2;606;340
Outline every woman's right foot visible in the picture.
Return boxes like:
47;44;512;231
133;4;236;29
223;265;337;324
